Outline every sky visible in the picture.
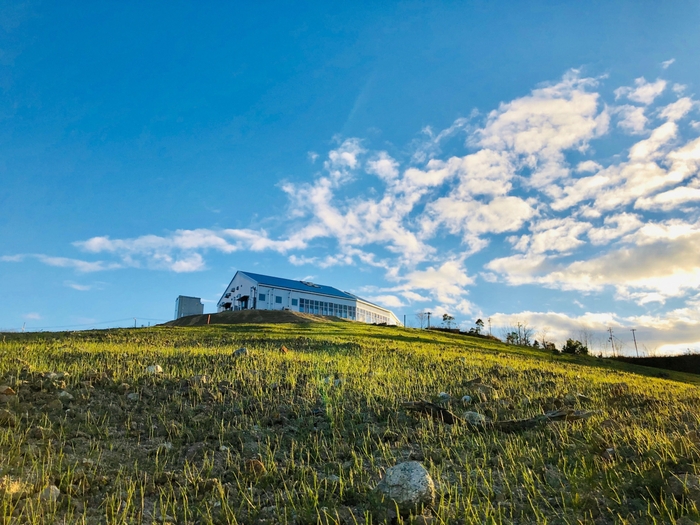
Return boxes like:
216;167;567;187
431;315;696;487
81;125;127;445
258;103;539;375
1;2;700;355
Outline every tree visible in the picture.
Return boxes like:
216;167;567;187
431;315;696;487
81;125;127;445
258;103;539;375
442;313;455;329
474;318;484;334
537;326;551;349
502;321;535;346
415;312;428;329
562;338;588;355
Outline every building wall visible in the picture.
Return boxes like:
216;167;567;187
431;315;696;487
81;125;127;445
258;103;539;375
218;273;258;311
175;296;204;319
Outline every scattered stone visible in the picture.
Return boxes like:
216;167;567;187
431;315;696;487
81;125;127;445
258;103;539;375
219;445;229;452
520;396;531;406
374;461;435;515
0;409;17;427
40;484;61;502
333;378;344;387
437;392;450;401
563;393;577;406
190;375;208;386
461;395;472;404
58;390;74;402
146;365;163;374
462;411;487;425
667;473;700;501
158;442;173;452
602;447;616;461
117;383;130;394
0;385;15;396
280;345;289;353
234;347;248;357
126;393;140;402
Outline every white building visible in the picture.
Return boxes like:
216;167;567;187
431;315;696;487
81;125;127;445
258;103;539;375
217;270;402;326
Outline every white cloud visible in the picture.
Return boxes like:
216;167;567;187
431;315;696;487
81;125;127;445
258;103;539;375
635;186;700;211
576;160;602;173
366;152;399;182
64;281;92;291
659;97;696;121
381;259;474;307
487;229;700;303
515;217;592;255
661;58;676;69
587;213;643;245
475;70;609;187
365;294;405;308
324;138;365;183
0;254;25;262
615;77;667;105
23;312;42;320
37;255;120;273
615;105;647;134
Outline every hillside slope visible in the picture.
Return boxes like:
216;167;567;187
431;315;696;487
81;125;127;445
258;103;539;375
1;322;699;524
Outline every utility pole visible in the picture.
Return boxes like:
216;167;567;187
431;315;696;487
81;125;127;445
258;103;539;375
517;322;523;345
134;318;137;328
403;314;406;327
631;329;639;358
488;317;492;336
427;312;431;328
608;327;615;356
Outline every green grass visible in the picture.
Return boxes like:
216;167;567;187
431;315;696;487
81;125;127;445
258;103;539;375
1;322;700;524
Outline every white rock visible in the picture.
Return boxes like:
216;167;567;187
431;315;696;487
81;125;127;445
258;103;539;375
40;484;61;502
58;390;74;401
234;347;247;357
374;461;435;515
461;395;472;404
438;392;450;401
126;393;140;401
146;365;163;374
218;445;229;452
462;411;487;426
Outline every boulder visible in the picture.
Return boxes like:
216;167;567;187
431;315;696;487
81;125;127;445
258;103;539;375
374;461;435;515
40;485;61;502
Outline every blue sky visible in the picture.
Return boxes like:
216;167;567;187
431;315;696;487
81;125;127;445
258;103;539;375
1;2;700;355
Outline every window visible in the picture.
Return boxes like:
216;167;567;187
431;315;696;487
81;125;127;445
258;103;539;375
291;298;298;306
275;296;282;304
259;294;266;301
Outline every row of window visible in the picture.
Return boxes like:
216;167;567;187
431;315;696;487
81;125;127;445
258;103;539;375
357;308;389;324
258;293;284;304
253;293;388;324
299;298;356;319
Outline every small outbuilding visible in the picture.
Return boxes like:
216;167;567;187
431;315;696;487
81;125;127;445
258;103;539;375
174;295;204;319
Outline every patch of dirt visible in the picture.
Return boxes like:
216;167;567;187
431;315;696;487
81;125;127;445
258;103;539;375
162;309;349;327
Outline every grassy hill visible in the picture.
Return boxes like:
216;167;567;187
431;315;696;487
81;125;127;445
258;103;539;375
1;319;700;524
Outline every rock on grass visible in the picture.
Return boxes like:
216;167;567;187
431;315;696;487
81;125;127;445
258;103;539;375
374;461;435;515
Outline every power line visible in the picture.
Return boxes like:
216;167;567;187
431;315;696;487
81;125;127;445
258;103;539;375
3;317;169;331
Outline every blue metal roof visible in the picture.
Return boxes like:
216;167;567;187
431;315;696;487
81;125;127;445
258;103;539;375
239;271;355;300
